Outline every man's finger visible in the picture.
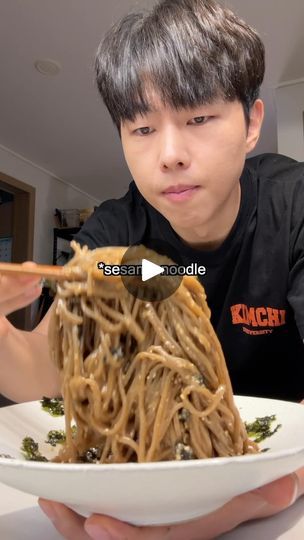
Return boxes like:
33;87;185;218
84;493;267;540
0;285;42;318
84;474;298;540
39;499;91;540
294;467;304;498
38;472;301;540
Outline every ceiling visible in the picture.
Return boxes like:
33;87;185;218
0;0;304;202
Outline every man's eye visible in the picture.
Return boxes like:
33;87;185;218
189;116;209;125
134;127;152;136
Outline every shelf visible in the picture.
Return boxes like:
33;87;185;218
53;227;81;265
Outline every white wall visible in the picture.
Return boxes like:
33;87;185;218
0;144;101;264
276;79;304;161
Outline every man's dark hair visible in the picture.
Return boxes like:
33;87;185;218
95;0;265;131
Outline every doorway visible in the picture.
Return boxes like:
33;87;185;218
0;172;35;330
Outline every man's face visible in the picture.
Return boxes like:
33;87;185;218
120;94;263;245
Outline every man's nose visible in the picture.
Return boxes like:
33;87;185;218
159;129;191;171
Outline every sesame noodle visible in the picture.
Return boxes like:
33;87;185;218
48;241;258;463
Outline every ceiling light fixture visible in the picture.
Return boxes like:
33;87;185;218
34;59;61;76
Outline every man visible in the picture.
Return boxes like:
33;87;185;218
1;0;304;537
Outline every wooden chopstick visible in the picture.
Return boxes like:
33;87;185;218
0;262;84;281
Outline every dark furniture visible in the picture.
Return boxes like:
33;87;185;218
52;227;80;265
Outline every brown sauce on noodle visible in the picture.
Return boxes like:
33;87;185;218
48;242;258;463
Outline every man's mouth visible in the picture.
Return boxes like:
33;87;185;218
162;184;200;202
163;184;199;194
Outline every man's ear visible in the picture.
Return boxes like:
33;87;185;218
245;99;264;153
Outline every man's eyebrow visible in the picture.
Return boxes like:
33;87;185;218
130;101;220;121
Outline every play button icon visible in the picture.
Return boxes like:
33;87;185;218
120;241;183;302
142;258;164;282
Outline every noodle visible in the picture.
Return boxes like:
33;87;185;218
48;242;258;463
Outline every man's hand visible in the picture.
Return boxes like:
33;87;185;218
0;263;60;402
39;468;304;540
0;262;42;334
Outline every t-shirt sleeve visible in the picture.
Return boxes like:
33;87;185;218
287;180;304;339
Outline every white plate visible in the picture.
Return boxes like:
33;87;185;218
0;396;304;526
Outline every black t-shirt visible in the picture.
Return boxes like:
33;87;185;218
74;153;304;402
